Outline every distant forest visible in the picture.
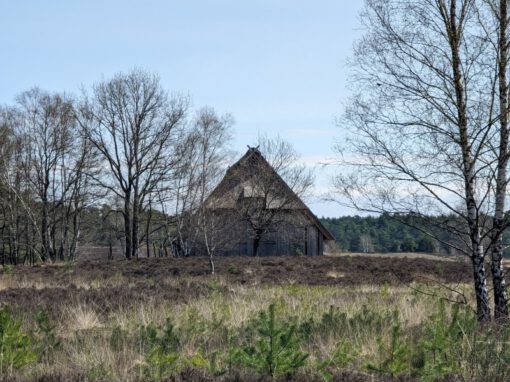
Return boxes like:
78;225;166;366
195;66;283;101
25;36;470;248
320;214;510;255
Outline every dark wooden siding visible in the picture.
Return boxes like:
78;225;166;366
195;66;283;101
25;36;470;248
306;225;319;256
189;210;326;257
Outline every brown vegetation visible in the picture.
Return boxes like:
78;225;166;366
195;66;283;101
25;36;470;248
0;255;473;322
4;254;472;288
0;255;501;382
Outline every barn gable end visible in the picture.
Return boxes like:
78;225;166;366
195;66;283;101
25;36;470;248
191;147;334;256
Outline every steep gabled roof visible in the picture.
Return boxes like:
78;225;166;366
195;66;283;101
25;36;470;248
206;147;334;241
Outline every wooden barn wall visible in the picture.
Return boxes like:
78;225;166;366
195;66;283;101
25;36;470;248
306;225;319;256
191;210;326;256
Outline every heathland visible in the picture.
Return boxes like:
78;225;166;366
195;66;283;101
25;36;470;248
0;254;508;381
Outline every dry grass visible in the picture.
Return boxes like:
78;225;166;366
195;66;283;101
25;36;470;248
70;282;475;364
326;251;466;262
63;304;103;332
9;282;471;381
0;257;486;381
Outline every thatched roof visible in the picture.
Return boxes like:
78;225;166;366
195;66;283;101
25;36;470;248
206;147;334;241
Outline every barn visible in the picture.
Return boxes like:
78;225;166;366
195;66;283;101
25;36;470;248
190;147;334;256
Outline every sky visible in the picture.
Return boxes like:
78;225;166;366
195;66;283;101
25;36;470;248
0;0;364;217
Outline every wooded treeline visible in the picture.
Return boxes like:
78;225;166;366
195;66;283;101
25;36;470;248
321;214;510;255
0;69;311;269
0;70;234;265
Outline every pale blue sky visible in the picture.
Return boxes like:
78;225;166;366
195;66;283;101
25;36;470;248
0;0;363;217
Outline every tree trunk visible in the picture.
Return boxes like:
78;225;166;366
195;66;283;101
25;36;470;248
25;212;32;265
124;196;132;259
472;238;491;322
69;211;81;261
449;0;491;321
41;197;49;262
491;235;508;319
253;234;261;257
132;205;139;259
490;0;510;320
40;174;50;262
208;252;215;275
146;202;152;258
202;213;214;275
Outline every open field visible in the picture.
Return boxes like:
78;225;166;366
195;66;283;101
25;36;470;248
330;252;464;262
0;255;508;381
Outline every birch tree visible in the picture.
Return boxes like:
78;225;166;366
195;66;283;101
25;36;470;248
193;107;233;274
481;0;510;319
336;0;496;321
167;107;233;272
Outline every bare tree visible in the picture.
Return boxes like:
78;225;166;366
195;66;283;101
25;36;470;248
77;69;188;259
359;234;375;253
336;0;497;321
168;129;203;258
479;0;510;319
59;135;98;261
18;89;93;261
18;89;74;261
0;107;33;264
0;89;94;263
193;108;233;274
165;107;233;273
248;137;314;256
